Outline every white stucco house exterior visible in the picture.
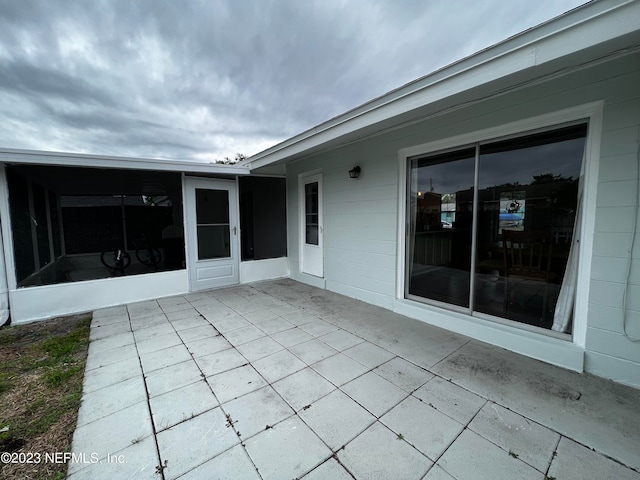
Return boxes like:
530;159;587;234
1;0;639;388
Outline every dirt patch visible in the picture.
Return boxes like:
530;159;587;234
0;314;91;479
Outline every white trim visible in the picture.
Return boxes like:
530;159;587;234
184;176;240;291
0;165;17;291
9;269;189;324
298;171;324;278
393;298;584;371
239;257;289;284
396;101;603;359
0;148;250;175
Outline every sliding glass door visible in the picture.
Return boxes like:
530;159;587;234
406;123;587;334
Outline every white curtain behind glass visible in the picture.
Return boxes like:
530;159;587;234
552;158;585;333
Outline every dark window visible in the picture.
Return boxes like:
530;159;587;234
6;165;185;288
196;188;230;259
239;177;287;261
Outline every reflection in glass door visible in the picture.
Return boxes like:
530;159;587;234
406;123;587;334
406;148;475;308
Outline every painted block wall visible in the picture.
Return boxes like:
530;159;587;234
285;53;640;387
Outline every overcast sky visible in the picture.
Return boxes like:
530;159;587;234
0;0;587;162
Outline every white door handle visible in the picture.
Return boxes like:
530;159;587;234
233;226;237;235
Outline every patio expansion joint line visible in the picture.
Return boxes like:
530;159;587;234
176;298;265;480
127;306;167;480
422;397;489;479
544;432;563;478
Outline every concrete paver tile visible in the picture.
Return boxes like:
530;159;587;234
343;341;395;369
342;371;407;417
298;319;339;337
85;343;138;371
82;355;142;394
139;344;192;373
423;465;457;480
133;322;175;341
302;458;354;480
70;401;153;461
195;348;248;377
77;376;147;426
338;421;432;480
413;377;486;424
150;380;218;431
469;402;560;473
244;416;330;480
272;367;335;412
548;437;640;480
380;396;464;461
157;407;239;480
270;327;314;347
223;325;267;346
374;357;434;393
179;444;260;480
318;329;364;351
207;364;268;404
236;336;284;362
67;434;159;480
298;389;375;450
223;386;294;439
255;316;294;335
290;338;339;365
144;359;203;398
176;324;219;342
436;429;541;480
251;349;306;383
136;332;182;355
311;353;369;386
184;335;231;358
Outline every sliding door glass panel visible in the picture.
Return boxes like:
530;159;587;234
407;148;476;307
474;124;586;330
196;189;230;259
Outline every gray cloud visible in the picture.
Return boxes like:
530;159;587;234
0;0;587;161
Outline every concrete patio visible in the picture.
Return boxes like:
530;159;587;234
67;279;640;480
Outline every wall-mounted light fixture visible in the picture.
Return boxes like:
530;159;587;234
348;166;361;179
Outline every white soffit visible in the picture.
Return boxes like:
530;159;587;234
246;0;640;169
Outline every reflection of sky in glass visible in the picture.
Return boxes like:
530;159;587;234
478;137;585;190
415;137;585;195
416;155;475;194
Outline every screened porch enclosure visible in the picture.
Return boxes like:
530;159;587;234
6;165;186;288
406;123;587;334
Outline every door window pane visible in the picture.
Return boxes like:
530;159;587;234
407;148;475;307
197;225;230;259
474;124;586;330
196;189;229;224
305;182;319;246
196;188;231;260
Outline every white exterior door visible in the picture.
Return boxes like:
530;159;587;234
300;173;323;277
185;177;239;291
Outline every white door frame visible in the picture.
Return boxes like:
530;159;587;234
299;172;323;277
185;176;239;291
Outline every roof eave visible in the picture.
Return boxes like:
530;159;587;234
0;148;251;175
246;0;640;171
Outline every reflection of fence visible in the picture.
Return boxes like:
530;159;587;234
413;231;452;266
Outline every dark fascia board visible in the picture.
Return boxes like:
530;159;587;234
244;0;640;170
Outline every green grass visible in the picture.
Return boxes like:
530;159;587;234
39;322;90;360
0;316;91;479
